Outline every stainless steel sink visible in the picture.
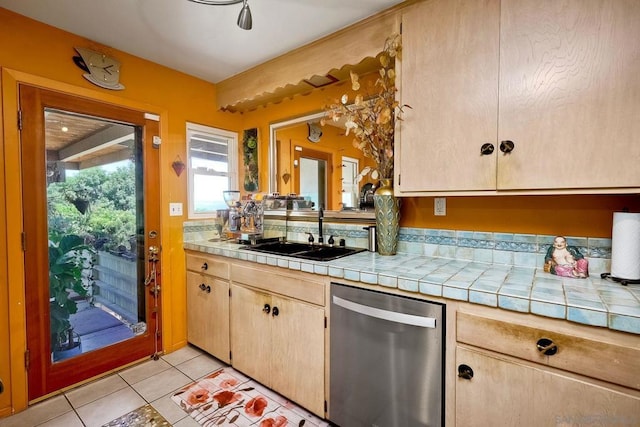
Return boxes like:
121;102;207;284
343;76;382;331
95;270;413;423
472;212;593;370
241;241;365;261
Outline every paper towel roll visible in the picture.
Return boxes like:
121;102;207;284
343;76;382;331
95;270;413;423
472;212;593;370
611;212;640;280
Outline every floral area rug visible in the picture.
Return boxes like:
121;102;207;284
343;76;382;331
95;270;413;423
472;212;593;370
102;404;170;426
171;367;330;427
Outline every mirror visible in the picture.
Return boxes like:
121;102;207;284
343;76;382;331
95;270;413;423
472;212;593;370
269;112;377;212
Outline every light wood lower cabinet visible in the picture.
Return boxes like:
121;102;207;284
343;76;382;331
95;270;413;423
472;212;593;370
186;272;230;363
456;346;640;426
230;283;325;417
185;252;230;363
186;254;326;417
455;311;640;426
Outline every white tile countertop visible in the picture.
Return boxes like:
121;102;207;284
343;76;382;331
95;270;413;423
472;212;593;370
184;240;640;335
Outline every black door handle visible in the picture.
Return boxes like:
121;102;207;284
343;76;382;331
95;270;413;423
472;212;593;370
199;283;206;291
458;364;474;380
499;140;515;154
262;304;271;314
480;143;494;156
272;306;279;317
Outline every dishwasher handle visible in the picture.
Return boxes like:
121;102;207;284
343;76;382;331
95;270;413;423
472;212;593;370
332;295;437;328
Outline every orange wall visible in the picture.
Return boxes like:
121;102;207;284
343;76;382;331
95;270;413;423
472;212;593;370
403;195;640;237
0;7;242;413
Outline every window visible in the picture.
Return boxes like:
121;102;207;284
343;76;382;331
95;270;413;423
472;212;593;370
187;123;238;218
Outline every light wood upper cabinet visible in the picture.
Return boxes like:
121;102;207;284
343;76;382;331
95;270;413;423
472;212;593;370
397;0;640;195
398;0;500;193
497;0;640;190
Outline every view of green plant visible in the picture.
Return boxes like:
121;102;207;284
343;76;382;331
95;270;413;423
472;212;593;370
49;233;95;351
47;163;137;251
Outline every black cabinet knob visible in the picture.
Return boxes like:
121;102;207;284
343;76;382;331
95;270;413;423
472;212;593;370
199;283;206;291
499;140;515;154
480;143;495;155
536;338;558;356
262;304;271;314
458;364;474;380
205;285;211;293
272;306;279;317
201;262;208;271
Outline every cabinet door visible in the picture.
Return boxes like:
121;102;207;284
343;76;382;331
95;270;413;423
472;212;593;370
397;0;500;193
270;295;325;417
498;0;640;190
230;284;272;386
456;346;534;426
456;347;640;426
186;272;230;363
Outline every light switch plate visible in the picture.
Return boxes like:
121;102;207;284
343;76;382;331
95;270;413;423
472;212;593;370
169;202;183;216
434;198;446;216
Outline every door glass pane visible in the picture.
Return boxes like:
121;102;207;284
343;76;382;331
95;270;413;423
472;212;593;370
45;108;145;362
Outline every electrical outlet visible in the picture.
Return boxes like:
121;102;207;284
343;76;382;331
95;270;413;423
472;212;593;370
169;202;183;216
434;198;446;216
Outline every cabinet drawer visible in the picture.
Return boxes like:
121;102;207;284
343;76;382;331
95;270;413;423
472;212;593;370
457;312;640;390
231;264;324;306
186;253;229;280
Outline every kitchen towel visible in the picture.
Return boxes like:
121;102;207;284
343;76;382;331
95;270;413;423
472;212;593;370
610;212;640;280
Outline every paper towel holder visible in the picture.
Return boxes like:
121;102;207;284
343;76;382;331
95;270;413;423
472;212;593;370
600;272;640;286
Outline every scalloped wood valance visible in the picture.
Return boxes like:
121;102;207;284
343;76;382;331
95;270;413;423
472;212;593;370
215;6;403;112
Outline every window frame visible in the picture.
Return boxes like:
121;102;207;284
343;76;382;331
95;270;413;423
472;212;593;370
186;122;238;219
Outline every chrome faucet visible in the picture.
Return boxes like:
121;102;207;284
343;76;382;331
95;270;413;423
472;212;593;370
318;206;324;244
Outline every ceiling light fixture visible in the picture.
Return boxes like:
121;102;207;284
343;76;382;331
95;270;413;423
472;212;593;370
187;0;253;30
237;0;252;30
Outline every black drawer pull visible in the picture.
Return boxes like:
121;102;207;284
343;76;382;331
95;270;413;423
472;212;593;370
272;306;280;317
199;283;206;291
262;304;271;314
536;338;558;356
201;262;208;271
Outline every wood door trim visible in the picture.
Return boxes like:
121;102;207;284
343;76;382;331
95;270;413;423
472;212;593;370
19;84;161;399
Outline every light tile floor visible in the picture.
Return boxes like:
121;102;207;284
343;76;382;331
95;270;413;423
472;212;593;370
0;345;228;427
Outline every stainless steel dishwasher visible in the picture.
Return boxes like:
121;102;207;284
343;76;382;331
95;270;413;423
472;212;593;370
329;283;445;427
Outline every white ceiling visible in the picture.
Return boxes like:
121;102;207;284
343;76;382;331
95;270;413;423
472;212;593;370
0;0;406;83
